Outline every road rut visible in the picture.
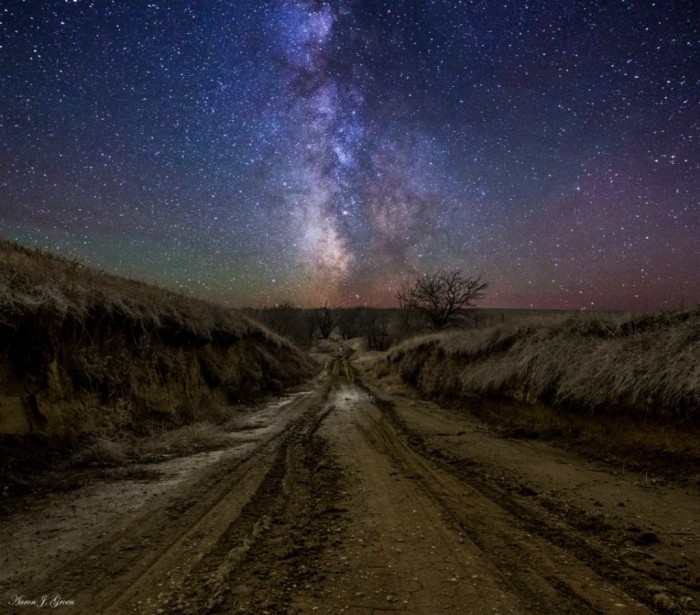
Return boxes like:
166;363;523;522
2;359;697;614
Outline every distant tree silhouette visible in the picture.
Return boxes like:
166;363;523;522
336;307;362;340
245;301;316;348
397;269;487;330
358;308;391;350
396;280;419;338
315;302;337;339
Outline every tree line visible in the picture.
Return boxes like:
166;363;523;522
246;269;487;350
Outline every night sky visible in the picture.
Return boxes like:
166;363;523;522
1;1;698;310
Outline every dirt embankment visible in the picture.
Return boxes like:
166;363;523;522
0;239;313;454
386;309;700;419
376;309;700;475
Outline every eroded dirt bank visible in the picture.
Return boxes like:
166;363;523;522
0;238;313;451
2;358;698;614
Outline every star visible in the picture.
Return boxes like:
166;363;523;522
0;1;697;310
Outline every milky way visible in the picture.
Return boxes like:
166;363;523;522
1;1;698;309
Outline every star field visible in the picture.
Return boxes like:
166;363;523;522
1;1;698;309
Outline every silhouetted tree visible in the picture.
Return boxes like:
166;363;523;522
358;308;392;350
336;307;362;340
397;269;487;330
395;280;420;339
315;302;337;339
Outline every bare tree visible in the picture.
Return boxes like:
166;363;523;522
336;307;362;340
358;308;392;350
395;280;419;339
314;302;337;339
399;269;487;330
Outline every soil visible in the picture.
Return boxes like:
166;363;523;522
1;355;698;614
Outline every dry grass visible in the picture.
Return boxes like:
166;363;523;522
387;308;700;422
72;422;233;466
137;422;231;456
0;238;289;347
72;437;131;466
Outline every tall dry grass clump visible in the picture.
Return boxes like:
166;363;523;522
387;308;700;422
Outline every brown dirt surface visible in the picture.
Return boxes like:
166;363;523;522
1;354;698;614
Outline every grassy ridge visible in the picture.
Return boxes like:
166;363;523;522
387;308;700;422
1;239;257;341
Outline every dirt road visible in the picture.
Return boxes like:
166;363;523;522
2;358;698;614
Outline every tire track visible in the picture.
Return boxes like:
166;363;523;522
7;359;677;614
14;382;335;615
360;407;650;614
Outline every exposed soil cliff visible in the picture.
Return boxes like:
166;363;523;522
0;240;314;448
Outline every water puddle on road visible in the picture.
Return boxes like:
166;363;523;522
328;384;370;410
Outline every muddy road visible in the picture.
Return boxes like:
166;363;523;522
2;358;698;614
